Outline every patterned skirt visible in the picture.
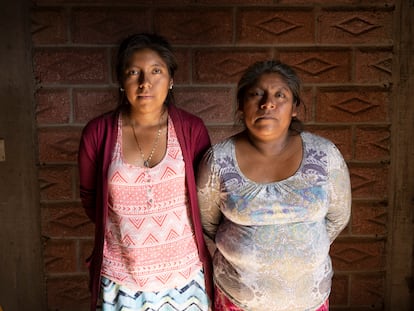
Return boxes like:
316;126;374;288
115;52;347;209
214;286;329;311
99;269;210;311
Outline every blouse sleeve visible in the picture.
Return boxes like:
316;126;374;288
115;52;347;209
326;144;352;243
197;148;222;256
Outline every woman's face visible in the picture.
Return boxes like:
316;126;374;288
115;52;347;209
240;72;297;141
123;48;172;114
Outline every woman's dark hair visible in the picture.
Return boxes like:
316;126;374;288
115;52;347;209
236;60;304;133
116;33;178;107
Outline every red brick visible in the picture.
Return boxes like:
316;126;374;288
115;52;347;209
299;87;314;123
331;240;386;271
174;48;192;84
194;49;272;84
41;202;94;238
79;240;94;272
237;8;314;44
351;201;387;236
39;166;74;200
331;274;349;305
279;50;351;84
35;89;71;125
175;87;235;124
44;239;77;273
38;127;82;163
349;165;388;199
31;8;68;45
355;49;393;84
305;126;353;161
73;88;118;123
34;48;108;84
350;273;385;306
72;8;151;44
154;8;233;45
355;126;390;161
316;88;390;123
47;275;90;311
207;125;244;144
318;9;393;45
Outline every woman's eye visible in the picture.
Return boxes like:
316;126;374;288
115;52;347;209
127;70;139;76
249;91;264;97
153;68;162;74
276;92;286;98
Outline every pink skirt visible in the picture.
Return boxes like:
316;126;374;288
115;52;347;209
214;286;329;311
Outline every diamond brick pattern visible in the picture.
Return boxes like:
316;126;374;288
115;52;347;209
175;87;234;124
237;9;314;43
38;166;74;200
331;240;385;271
349;165;388;199
44;239;77;273
31;8;68;45
194;50;271;83
316;89;389;123
72;8;151;44
47;276;90;309
355;49;393;83
34;48;107;84
155;9;232;44
38;128;82;163
35;89;70;125
355;127;390;161
42;203;94;237
351;201;387;235
350;273;385;306
280;51;351;83
319;10;393;44
73;88;118;123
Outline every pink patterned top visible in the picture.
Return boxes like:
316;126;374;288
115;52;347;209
101;115;202;292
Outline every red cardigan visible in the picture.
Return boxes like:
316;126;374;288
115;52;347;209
78;104;213;311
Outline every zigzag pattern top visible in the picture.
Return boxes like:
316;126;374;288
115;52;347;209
102;115;202;292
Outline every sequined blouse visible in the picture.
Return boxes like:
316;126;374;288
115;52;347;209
197;132;351;311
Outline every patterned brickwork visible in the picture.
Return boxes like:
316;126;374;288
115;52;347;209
31;1;395;310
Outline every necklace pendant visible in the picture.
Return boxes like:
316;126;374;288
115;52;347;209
143;160;149;167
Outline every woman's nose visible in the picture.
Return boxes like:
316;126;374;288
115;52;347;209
138;73;151;89
260;96;276;109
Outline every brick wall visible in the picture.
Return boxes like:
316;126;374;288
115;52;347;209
31;0;395;310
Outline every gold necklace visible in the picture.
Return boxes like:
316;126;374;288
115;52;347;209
130;116;163;168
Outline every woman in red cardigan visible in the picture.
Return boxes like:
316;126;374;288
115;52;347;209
78;33;212;311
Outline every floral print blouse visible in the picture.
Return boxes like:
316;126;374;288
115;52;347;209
197;132;351;311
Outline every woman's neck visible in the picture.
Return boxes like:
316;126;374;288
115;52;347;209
245;130;293;157
126;105;167;127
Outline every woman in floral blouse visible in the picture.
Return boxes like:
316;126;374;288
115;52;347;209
197;60;351;311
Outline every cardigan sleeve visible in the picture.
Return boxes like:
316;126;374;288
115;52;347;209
78;120;100;223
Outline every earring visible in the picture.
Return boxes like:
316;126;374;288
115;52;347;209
169;84;173;90
120;87;124;92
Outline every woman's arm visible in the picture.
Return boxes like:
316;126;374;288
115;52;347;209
326;145;352;243
197;148;222;256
